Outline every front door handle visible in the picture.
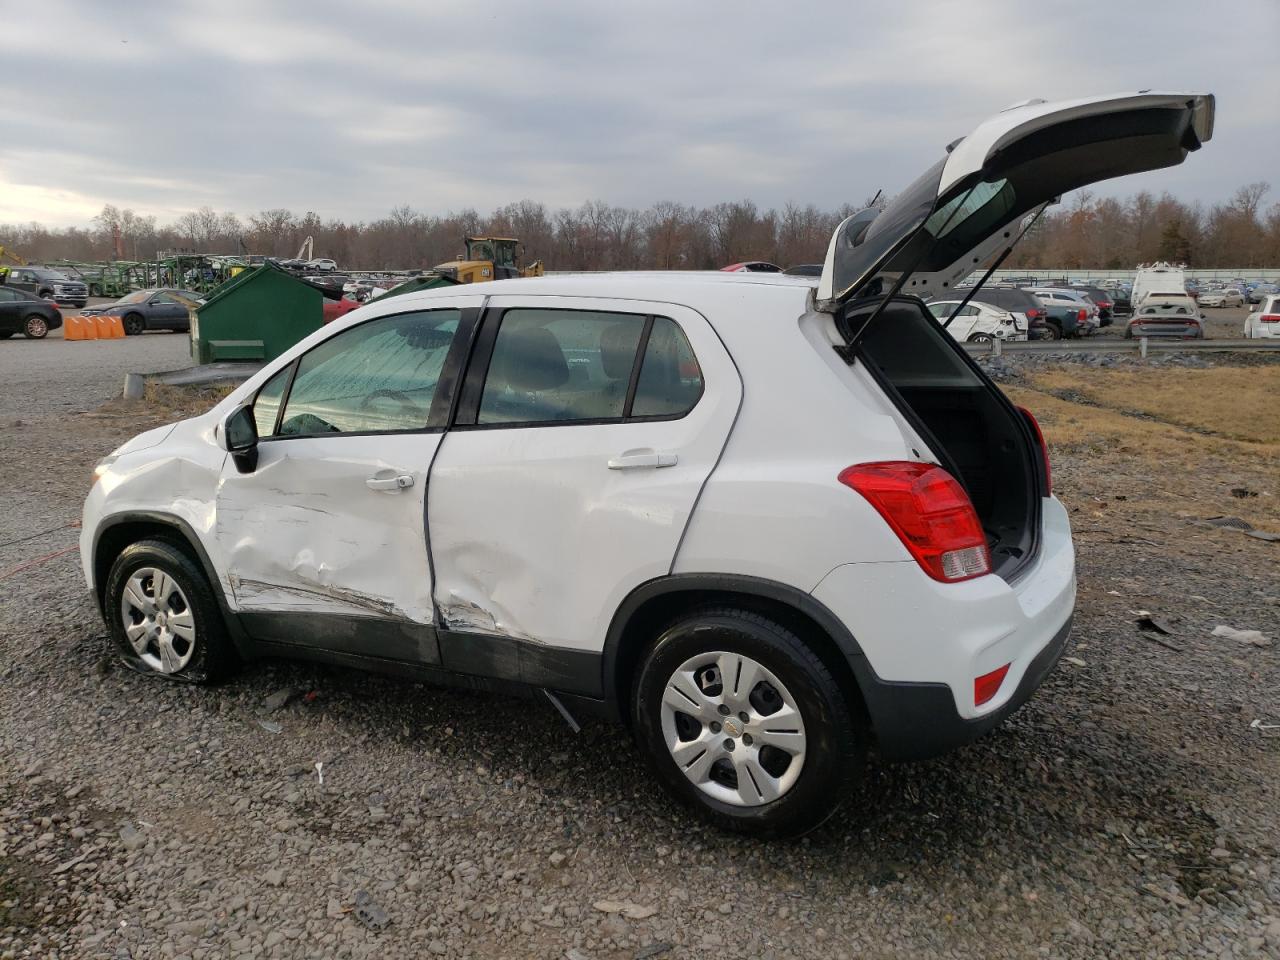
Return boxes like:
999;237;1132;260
607;449;678;470
366;474;414;491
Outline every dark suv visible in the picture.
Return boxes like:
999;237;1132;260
967;286;1053;339
3;267;88;307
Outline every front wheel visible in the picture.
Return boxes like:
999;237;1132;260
632;607;863;838
104;539;237;684
123;313;146;336
23;315;49;339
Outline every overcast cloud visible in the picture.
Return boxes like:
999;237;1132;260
1;0;1276;227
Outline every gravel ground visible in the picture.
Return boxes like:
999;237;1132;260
1;350;1278;960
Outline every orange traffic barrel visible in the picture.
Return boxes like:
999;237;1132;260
107;316;125;338
63;316;84;341
93;315;114;338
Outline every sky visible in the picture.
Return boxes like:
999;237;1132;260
1;0;1277;228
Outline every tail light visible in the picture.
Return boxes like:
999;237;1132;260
975;664;1011;706
1026;307;1042;319
1262;314;1280;323
1077;309;1087;322
839;462;990;582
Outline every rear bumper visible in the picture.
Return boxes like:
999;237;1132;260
812;495;1076;761
857;613;1071;761
1127;323;1203;338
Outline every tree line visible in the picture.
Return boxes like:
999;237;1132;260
2;182;1276;272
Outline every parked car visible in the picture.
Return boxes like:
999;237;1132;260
720;261;783;273
1028;288;1098;335
1124;297;1204;339
0;285;63;339
960;286;1047;334
81;90;1214;836
1068;284;1115;325
925;300;1027;342
2;266;88;307
1244;296;1280;339
1198;287;1245;308
81;289;204;335
1247;283;1279;304
1038;302;1091;339
307;258;339;273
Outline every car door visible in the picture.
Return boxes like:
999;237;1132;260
0;288;20;334
7;270;34;295
214;297;481;663
148;292;189;330
425;295;741;693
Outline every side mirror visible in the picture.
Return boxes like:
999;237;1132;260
221;404;259;473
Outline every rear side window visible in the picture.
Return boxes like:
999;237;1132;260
475;309;703;425
632;317;703;417
275;310;461;436
479;310;646;424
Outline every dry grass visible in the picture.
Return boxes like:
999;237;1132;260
1004;364;1280;530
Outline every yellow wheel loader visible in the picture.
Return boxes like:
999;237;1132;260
434;237;544;284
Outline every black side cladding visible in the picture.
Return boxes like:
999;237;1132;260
841;296;1043;581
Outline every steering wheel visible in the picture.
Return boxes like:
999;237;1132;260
359;388;425;423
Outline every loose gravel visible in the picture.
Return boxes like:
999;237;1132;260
1;347;1278;959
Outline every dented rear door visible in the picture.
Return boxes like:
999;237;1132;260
426;295;741;684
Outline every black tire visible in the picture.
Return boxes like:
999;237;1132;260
967;333;994;344
631;606;863;838
1044;322;1062;341
0;332;13;339
23;315;49;339
123;313;146;336
72;301;87;309
104;538;237;684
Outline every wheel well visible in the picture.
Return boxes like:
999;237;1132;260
608;587;870;731
92;520;196;607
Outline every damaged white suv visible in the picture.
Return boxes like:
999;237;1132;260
83;92;1214;836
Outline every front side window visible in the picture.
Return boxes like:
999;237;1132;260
253;365;291;437
479;310;646;424
275;310;460;436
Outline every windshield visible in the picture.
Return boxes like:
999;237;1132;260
116;291;151;304
34;269;69;280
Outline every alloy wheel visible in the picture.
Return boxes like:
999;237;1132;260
659;650;807;807
119;567;197;673
24;316;48;338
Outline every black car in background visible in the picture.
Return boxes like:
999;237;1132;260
2;266;88;307
0;286;63;339
964;285;1055;339
80;289;204;335
1069;284;1117;325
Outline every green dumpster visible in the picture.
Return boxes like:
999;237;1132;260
191;264;324;364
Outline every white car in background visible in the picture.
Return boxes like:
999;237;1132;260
1244;295;1280;338
1198;287;1244;308
79;91;1214;837
926;300;1028;342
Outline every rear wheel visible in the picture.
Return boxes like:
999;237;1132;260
123;313;146;336
23;315;49;339
1043;322;1062;341
967;333;994;344
632;607;863;838
104;539;236;684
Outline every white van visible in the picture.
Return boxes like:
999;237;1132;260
1132;262;1188;307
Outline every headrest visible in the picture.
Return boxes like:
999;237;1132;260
492;325;569;391
600;322;638;379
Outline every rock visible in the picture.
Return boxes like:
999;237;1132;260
260;688;297;714
119;824;145;851
593;900;657;920
548;851;567;866
263;868;285;887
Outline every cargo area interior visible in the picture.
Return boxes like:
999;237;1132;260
844;297;1041;579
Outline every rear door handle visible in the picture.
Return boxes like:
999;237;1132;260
366;474;414;491
607;449;678;470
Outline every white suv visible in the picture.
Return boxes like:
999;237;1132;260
82;92;1214;836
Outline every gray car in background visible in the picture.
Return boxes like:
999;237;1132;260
80;289;204;335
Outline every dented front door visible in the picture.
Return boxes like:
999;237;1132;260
213;304;476;663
